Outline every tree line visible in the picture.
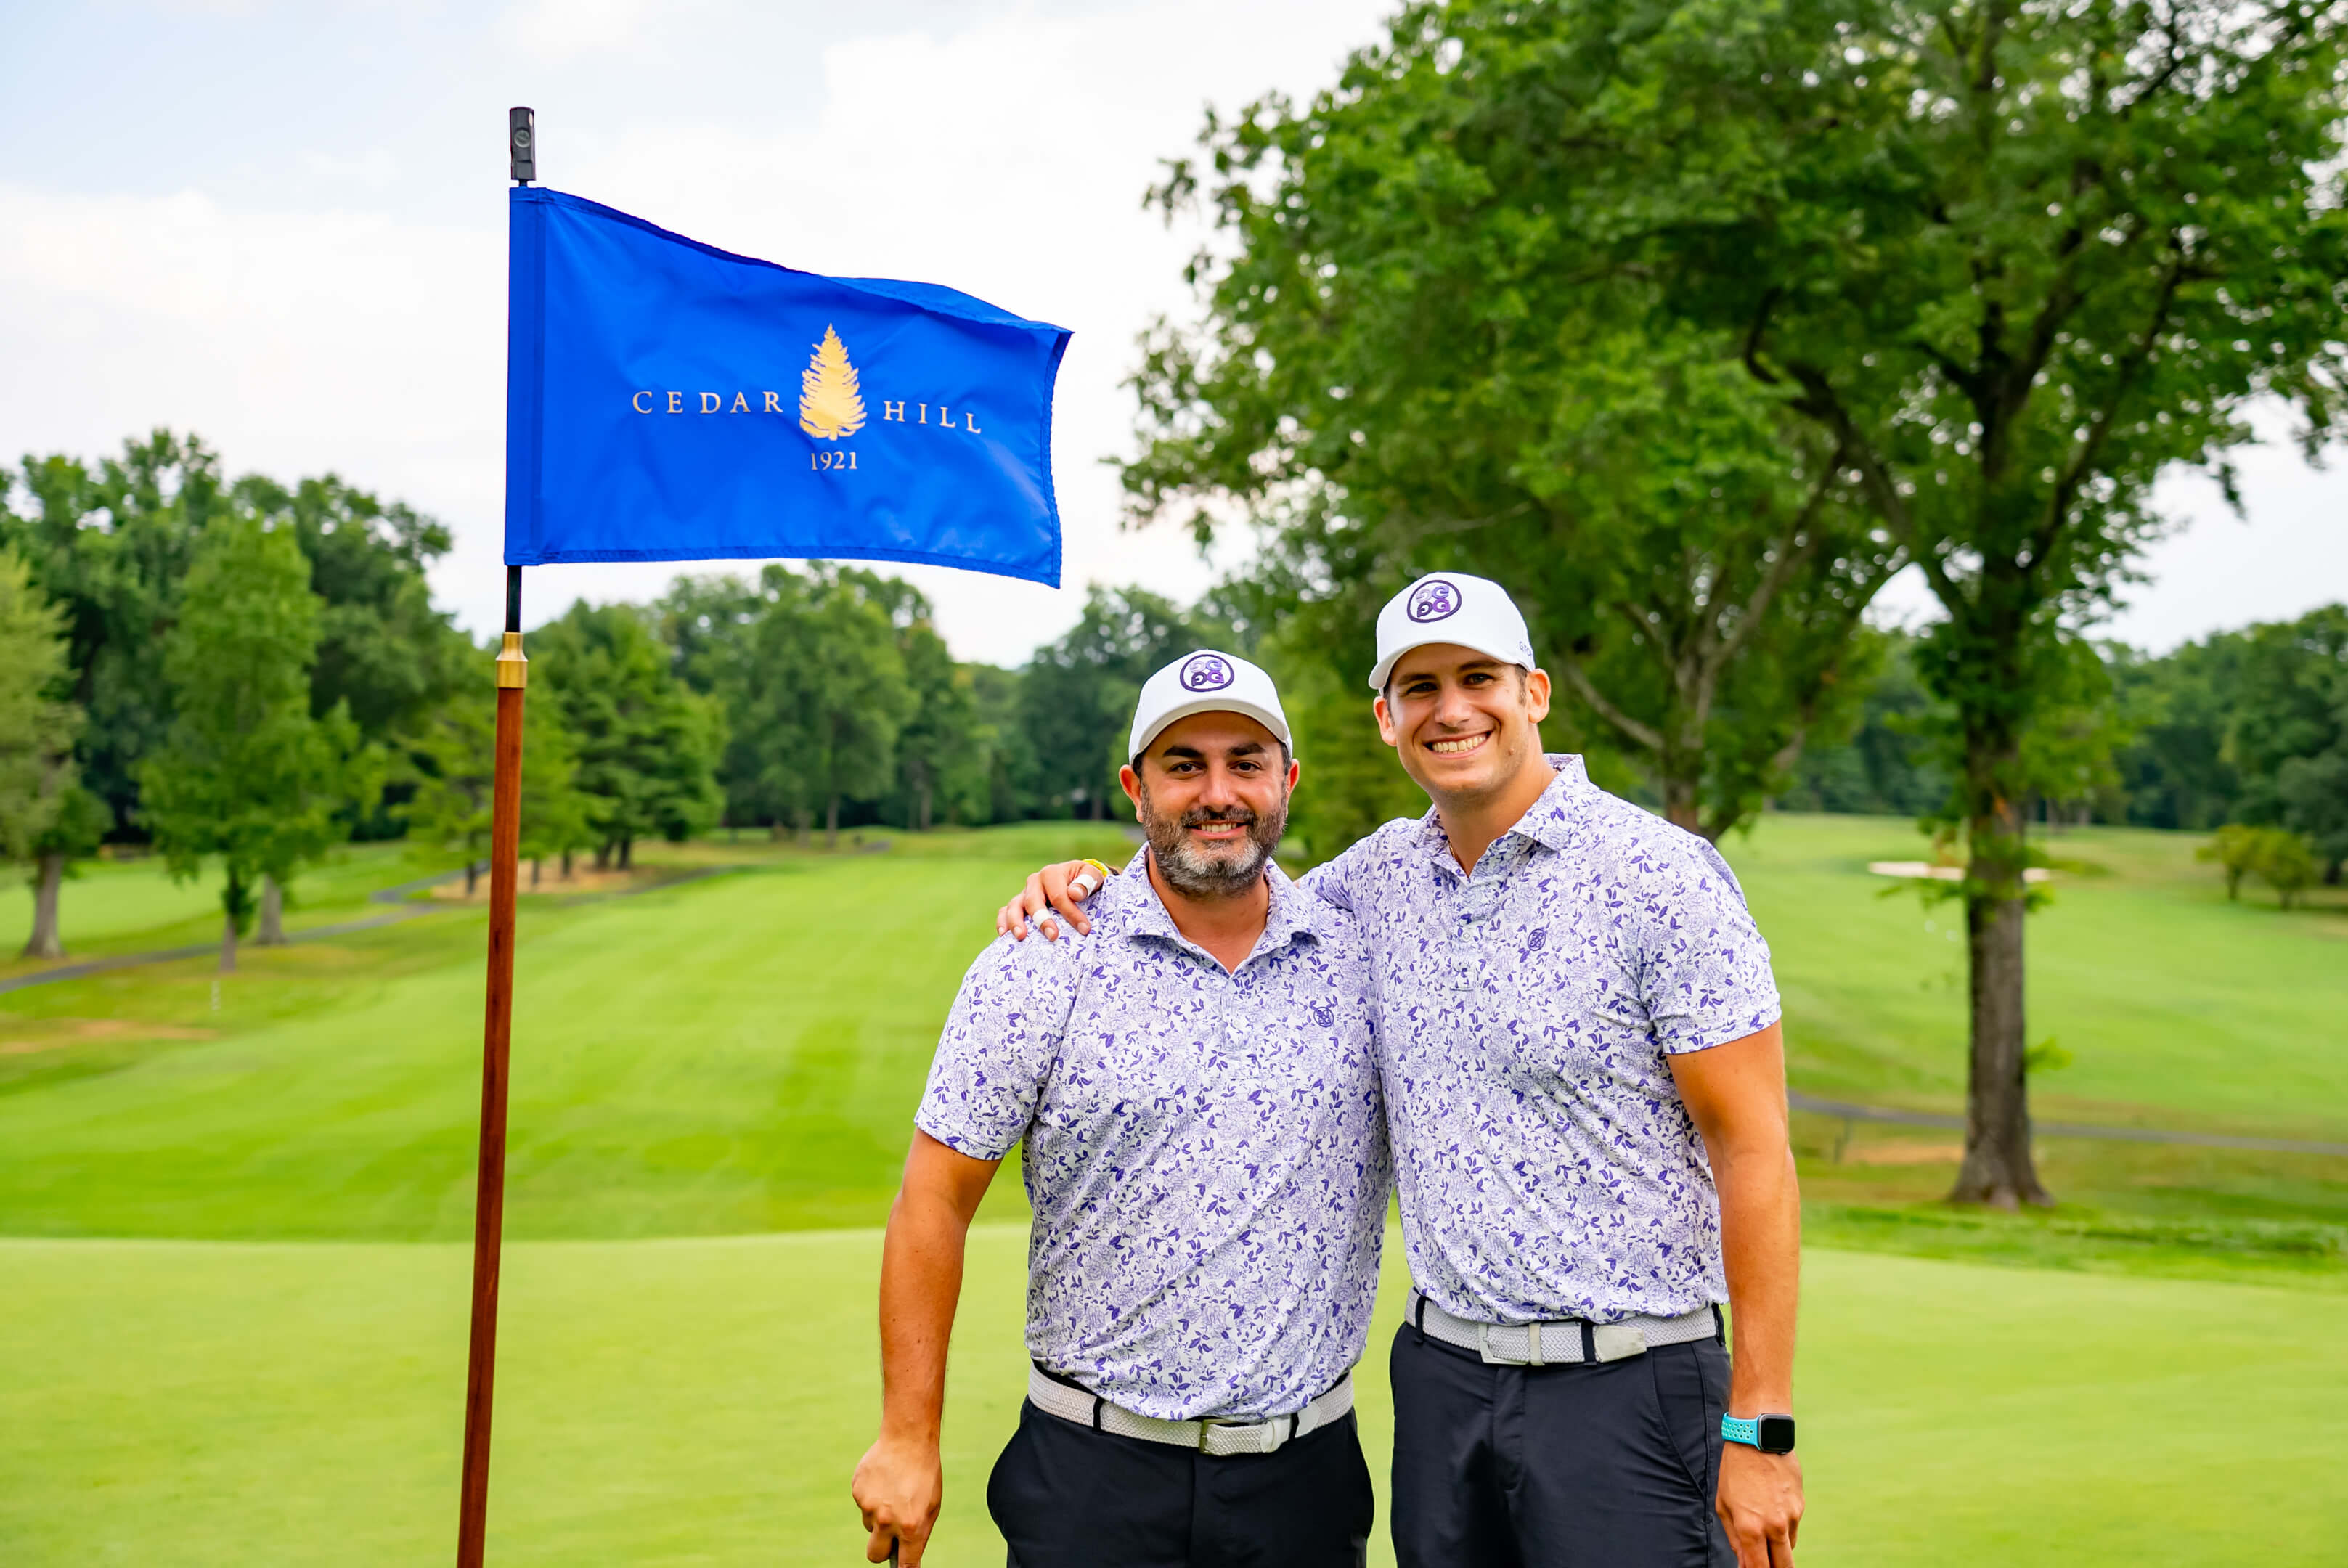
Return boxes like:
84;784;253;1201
0;437;1255;969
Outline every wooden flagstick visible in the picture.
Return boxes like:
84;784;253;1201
458;562;528;1565
458;107;537;1567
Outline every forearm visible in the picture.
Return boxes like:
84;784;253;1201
876;1184;972;1440
1714;1139;1800;1412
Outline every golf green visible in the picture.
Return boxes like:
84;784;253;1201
4;1233;2340;1565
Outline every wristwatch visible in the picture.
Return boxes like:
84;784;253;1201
1721;1413;1796;1453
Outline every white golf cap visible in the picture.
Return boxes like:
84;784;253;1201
1367;571;1539;690
1128;649;1292;761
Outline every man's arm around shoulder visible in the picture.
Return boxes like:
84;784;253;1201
852;1130;1000;1566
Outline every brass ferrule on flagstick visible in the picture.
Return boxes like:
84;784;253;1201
494;631;528;688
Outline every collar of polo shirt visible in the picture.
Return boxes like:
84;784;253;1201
1416;754;1588;857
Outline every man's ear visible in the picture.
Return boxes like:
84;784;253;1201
1373;694;1400;748
1524;668;1553;724
1119;763;1145;820
1284;757;1302;793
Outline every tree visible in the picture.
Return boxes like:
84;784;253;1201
894;616;979;832
2196;822;2261;902
1018;587;1219;818
1128;49;1912;838
2251;827;2320;910
21;788;108;960
1786;631;1953;816
407;677;590;894
0;433;218;839
1347;0;2346;1204
139;514;378;972
531;601;722;867
2109;633;2249;830
732;568;914;848
2226;606;2348;879
0;547;83;953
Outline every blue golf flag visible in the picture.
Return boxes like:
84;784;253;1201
505;187;1070;585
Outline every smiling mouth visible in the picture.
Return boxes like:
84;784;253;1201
1426;732;1491;756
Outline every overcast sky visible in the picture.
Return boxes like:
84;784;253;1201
2;0;2340;666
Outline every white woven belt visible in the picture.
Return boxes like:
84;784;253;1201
1025;1366;1353;1458
1408;1289;1720;1366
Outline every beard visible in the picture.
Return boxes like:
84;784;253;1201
1137;780;1288;899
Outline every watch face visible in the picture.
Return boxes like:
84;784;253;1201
1756;1416;1797;1453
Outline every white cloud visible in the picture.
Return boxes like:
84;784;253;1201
12;0;2328;670
497;0;661;61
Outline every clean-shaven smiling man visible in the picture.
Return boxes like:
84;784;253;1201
853;650;1390;1567
1001;573;1806;1568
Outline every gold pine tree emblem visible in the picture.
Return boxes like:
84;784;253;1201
798;324;867;441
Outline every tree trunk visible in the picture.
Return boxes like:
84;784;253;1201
1658;760;1703;836
219;907;238;975
825;793;841;850
22;852;65;959
531;857;542;889
594;841;614;871
619;836;634;870
256;876;286;945
1949;773;2050;1207
464;859;480;898
561;848;575;880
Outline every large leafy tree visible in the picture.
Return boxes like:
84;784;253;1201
532;602;723;867
1;433;219;836
1018;586;1225;818
2228;606;2348;878
894;611;980;833
759;568;913;847
139;515;378;972
1267;0;2347;1205
406;677;590;895
0;548;81;920
1128;70;1906;838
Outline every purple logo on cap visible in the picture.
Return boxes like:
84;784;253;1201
1179;653;1235;691
1406;578;1462;623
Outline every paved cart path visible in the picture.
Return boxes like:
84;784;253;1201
1788;1089;2348;1158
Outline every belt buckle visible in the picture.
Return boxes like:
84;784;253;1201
1196;1417;1228;1454
1592;1323;1647;1363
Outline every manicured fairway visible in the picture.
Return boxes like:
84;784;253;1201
1727;815;2348;1140
4;1232;2341;1566
0;826;1127;1238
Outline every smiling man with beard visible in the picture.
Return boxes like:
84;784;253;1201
1000;575;1805;1568
853;650;1390;1568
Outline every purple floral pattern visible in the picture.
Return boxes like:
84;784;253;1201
918;852;1389;1422
1306;756;1780;1326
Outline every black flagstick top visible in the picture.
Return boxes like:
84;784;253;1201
505;564;523;634
509;106;535;185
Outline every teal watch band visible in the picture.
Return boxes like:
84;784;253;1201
1722;1412;1796;1453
